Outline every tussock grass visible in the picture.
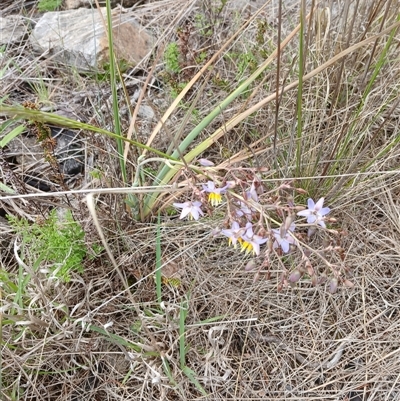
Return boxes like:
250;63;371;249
1;0;400;400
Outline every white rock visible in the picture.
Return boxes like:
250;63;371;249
30;8;154;71
0;15;30;46
65;0;139;9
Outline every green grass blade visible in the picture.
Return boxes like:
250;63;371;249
105;0;127;183
0;124;25;148
179;297;188;369
0;182;15;194
0;105;175;159
182;366;207;396
161;357;177;386
87;324;159;356
155;213;162;304
295;3;305;176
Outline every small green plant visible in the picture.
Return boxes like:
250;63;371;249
37;0;62;12
8;210;87;282
164;42;181;74
170;81;188;99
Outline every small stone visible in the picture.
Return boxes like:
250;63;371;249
137;105;155;121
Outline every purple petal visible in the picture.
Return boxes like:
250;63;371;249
252;242;261;255
319;207;330;216
314;197;325;211
307;198;316;210
173;202;188;209
297;210;312;217
207;181;215;190
231;221;240;230
191;208;200;220
221;229;233;237
280;239;290;253
307;215;317;224
253;235;268;245
180;207;191;219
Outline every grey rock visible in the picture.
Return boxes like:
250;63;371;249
30;8;155;71
137;104;154;121
65;0;140;9
50;126;84;176
0;15;30;46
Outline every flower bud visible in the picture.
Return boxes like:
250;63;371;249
198;158;214;166
343;279;354;288
289;269;302;283
211;227;221;237
329;278;338;294
245;260;256;271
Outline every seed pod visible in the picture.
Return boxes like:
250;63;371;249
245;260;256;271
343;279;354;288
306;261;314;276
284;214;296;231
311;274;318;287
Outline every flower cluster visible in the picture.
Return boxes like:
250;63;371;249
221;222;267;255
172;164;348;292
174;178;331;256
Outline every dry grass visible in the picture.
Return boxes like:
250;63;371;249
1;0;400;400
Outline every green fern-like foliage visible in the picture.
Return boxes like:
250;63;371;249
164;42;181;74
37;0;62;12
9;210;87;282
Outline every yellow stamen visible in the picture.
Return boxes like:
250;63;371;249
208;192;222;206
240;240;253;254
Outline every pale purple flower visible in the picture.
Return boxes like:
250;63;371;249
202;181;229;206
240;223;268;256
235;183;258;219
297;198;330;228
245;182;258;202
272;223;296;253
221;221;245;248
235;201;254;219
173;201;204;220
